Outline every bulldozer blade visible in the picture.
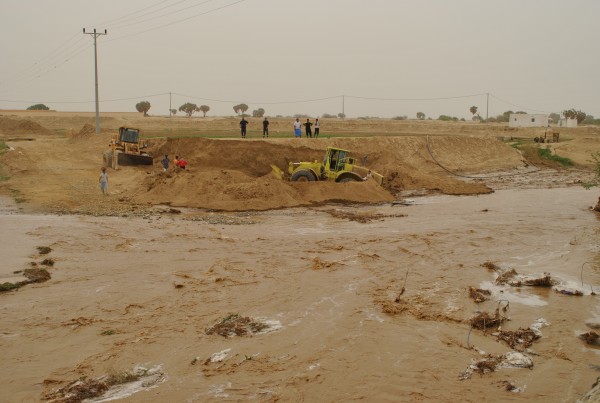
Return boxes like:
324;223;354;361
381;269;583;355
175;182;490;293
271;164;284;180
117;153;153;166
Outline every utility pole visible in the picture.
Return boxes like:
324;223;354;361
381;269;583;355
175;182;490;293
486;92;489;123
342;94;345;118
83;28;107;134
169;92;172;117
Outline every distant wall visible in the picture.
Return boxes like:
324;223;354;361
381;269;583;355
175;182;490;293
508;113;549;128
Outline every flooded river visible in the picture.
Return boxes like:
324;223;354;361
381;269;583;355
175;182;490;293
1;187;599;402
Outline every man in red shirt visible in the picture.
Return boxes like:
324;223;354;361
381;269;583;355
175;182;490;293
178;158;187;169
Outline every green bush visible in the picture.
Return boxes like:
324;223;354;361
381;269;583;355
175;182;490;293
538;147;573;166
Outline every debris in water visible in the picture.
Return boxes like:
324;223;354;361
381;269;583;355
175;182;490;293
495;328;539;351
43;365;165;402
481;261;501;272
37;246;52;254
498;380;522;393
468;286;491;303
554;285;584;296
40;258;55;267
580;331;600;346
459;352;533;380
206;314;270;337
470;307;508;331
495;269;518;285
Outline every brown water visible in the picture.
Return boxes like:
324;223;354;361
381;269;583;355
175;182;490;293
1;188;599;402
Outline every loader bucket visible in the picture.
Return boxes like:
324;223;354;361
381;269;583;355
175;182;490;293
117;153;154;166
271;164;284;180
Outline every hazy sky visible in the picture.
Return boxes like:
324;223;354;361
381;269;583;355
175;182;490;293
1;0;598;119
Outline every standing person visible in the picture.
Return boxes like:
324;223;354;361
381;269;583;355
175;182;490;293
293;118;302;138
240;117;249;138
262;117;269;138
174;155;180;168
314;118;320;137
304;119;313;138
161;154;169;172
99;167;109;195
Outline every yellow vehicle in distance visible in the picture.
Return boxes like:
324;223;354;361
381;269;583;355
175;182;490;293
272;146;384;185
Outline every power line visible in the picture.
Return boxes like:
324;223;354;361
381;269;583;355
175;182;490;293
93;0;175;28
107;0;247;43
108;0;217;30
345;93;487;101
172;92;342;105
489;93;552;114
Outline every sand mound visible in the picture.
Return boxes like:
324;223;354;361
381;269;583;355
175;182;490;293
131;136;524;210
74;123;96;138
0;116;52;136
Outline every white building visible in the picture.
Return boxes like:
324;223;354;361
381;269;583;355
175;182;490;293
508;113;550;128
558;118;577;128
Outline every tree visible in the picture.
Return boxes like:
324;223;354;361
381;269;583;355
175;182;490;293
26;104;49;110
416;112;425;120
179;102;199;117
563;108;587;124
135;101;151;117
252;108;265;117
170;109;177;116
549;112;560;124
233;105;240;115
338;113;346;119
469;106;478;116
199;105;210;117
239;103;249;115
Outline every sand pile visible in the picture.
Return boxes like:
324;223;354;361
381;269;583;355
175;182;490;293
0;116;52;136
131;136;524;210
73;123;96;138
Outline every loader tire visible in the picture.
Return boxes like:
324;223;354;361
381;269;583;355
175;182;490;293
339;177;357;183
291;170;315;182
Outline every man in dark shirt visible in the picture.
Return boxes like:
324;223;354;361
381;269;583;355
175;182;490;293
240;117;249;138
262;117;269;138
304;119;313;138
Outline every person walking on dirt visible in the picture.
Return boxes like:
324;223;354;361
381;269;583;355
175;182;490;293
262;117;269;138
99;167;109;195
314;118;320;137
304;119;313;138
293;118;302;138
174;156;180;167
240;117;249;138
161;155;169;172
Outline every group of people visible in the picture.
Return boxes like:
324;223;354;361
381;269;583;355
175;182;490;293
161;154;187;171
293;118;320;138
238;117;321;138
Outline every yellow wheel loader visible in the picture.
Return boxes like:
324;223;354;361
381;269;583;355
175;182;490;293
103;127;153;169
271;146;384;185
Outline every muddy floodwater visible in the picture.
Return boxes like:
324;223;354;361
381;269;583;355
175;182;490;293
1;187;600;402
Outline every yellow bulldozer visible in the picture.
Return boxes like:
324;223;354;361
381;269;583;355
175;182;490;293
103;127;153;169
271;146;384;185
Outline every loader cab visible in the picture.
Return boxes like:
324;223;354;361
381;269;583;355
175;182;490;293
118;127;141;144
324;147;353;172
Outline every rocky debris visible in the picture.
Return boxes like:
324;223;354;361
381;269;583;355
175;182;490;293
554;285;584;296
481;261;501;272
495;328;539;351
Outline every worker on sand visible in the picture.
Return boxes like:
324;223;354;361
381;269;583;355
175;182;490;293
99;167;109;195
161;155;169;172
178;157;188;170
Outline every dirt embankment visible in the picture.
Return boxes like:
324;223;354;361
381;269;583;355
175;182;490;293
0;114;597;213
